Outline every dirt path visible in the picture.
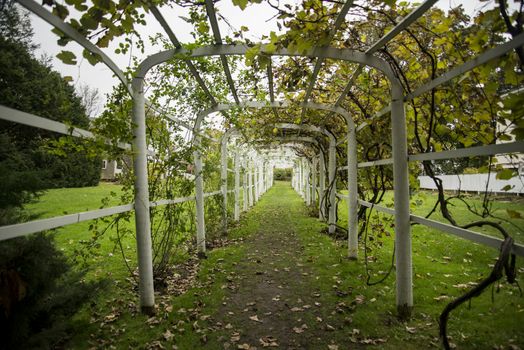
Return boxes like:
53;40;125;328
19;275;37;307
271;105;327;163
212;183;359;350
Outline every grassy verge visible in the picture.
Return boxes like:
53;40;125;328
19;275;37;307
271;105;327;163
328;188;524;348
336;190;524;244
17;182;524;348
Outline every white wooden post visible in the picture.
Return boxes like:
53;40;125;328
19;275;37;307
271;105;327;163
259;160;264;196
312;156;317;206
254;159;259;202
194;136;206;255
328;140;337;234
391;93;413;319
305;160;311;206
319;152;326;220
220;133;228;230
248;162;254;207
299;159;304;198
131;78;155;314
243;159;248;212
234;149;240;221
348;129;358;259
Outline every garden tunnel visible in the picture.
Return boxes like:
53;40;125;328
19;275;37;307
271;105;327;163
0;0;523;330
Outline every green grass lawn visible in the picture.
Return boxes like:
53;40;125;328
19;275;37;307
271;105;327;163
24;182;124;219
337;189;524;245
14;181;524;349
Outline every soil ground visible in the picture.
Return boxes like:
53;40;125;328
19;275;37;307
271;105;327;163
209;183;365;350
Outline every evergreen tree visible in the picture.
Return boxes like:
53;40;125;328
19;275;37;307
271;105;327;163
0;5;100;215
0;6;105;349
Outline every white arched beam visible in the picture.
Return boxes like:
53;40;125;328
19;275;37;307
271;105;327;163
273;123;337;234
203;102;358;259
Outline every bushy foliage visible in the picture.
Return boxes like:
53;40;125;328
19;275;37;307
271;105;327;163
0;8;105;349
0;6;100;196
0;234;105;350
0;132;44;225
273;168;292;181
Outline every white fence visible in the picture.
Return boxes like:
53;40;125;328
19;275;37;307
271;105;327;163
418;173;524;194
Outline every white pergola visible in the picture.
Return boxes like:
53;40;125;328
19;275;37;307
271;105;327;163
0;0;523;320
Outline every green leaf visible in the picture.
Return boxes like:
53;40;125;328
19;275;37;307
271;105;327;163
80;14;99;30
264;42;276;54
93;0;112;11
434;124;448;136
232;0;249;10
96;34;111;48
197;21;209;35
513;127;524;141
56;50;77;65
501;184;513;192
258;55;270;69
52;4;69;20
82;49;101;65
506;209;522;219
496;168;515;180
57;36;71;47
245;45;260;66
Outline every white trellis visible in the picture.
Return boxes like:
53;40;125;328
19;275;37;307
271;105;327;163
0;0;521;319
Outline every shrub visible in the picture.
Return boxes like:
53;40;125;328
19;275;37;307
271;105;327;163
274;168;292;181
0;234;105;350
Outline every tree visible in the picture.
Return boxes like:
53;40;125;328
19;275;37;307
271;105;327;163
0;7;106;350
0;5;101;201
77;83;102;119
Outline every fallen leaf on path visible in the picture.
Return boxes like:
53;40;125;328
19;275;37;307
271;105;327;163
249;315;262;323
145;341;165;349
405;326;417;334
146;316;160;326
293;324;308;334
163;329;174;341
103;313;119;323
259;336;278;347
353;295;365;304
230;332;241;342
360;338;387;345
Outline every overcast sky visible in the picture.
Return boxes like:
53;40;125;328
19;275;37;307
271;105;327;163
26;0;507;114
